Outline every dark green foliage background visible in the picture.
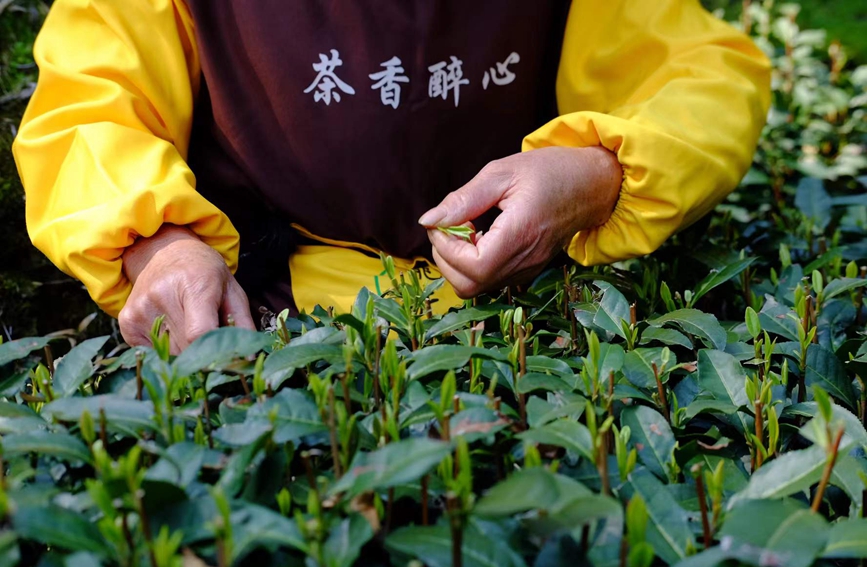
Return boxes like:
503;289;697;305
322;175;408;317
702;0;867;59
0;0;115;340
0;2;867;567
0;0;865;340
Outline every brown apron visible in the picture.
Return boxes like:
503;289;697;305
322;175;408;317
185;0;571;312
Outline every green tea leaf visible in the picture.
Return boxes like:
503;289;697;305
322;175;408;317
330;438;452;498
721;499;828;567
217;433;270;497
529;493;623;538
53;336;109;397
681;399;739;422
323;514;374;567
758;296;799;341
516;372;573;394
424;304;507;340
246;389;327;443
622;348;668;389
804;344;859;410
386;522;526;567
639;327;692;349
784;401;867;452
745;306;761;339
625;469;693;565
449;407;508;443
597;343;625;385
593;281;631;338
822;518;867;558
13;504;107;554
150;497;218;546
526;355;574;378
43;395;156;434
437;225;476;242
795;176;832;229
822;277;867;302
231;501;308;559
214;422;273;447
407;345;506;380
627;543;655;567
1;431;92;464
262;343;344;388
696;349;751;433
0;337;53;367
829;456;866;511
621;406;675;481
691;257;756;306
732;445;827;503
474;468;591;517
145;442;207;487
527;399;585;428
173;328;271;377
517;420;593;461
0;402;50;434
670;548;732;567
372;294;410;330
649;310;726;350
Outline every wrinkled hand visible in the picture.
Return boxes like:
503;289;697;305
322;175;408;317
118;225;255;354
420;146;622;298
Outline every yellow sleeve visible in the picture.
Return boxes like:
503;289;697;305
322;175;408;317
12;0;240;317
523;0;771;265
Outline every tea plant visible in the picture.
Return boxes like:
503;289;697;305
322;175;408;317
1;233;867;567
0;2;866;566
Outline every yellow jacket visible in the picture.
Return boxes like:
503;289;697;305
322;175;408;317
14;0;770;317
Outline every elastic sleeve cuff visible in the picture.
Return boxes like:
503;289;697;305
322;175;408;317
522;111;740;266
22;130;240;318
40;197;238;319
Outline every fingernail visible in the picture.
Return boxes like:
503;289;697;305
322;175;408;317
418;208;445;227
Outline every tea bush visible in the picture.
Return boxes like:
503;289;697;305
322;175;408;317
1;3;867;567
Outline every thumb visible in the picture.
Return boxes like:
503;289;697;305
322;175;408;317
180;290;221;351
221;280;257;330
418;163;513;227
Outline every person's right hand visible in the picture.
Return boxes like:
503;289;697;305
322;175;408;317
118;224;255;355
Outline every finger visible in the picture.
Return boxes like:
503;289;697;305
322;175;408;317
119;293;174;349
431;247;484;299
431;231;535;296
131;288;187;355
167;320;185;356
156;310;187;356
179;290;221;351
431;244;539;296
418;163;513;227
470;211;539;277
429;227;482;268
500;264;548;290
430;221;478;244
123;303;182;356
118;305;151;348
428;212;522;285
221;280;257;330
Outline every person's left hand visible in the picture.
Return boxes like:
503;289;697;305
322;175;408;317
419;146;622;298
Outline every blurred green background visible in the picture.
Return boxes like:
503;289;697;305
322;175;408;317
704;0;867;58
0;0;69;340
0;0;866;340
781;0;867;58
